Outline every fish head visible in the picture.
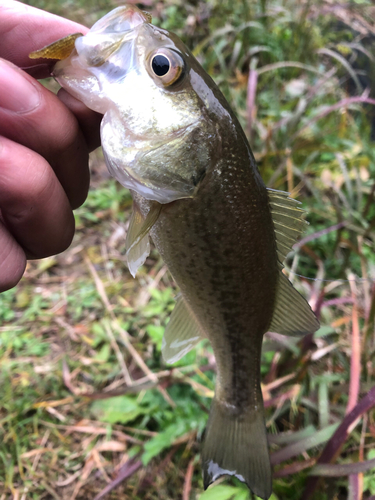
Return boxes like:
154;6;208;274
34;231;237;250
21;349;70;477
54;5;229;203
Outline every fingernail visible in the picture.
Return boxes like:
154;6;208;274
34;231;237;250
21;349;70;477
0;59;41;113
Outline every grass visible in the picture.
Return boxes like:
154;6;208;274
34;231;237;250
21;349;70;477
2;0;375;499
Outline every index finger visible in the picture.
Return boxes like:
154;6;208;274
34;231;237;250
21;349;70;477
0;0;88;78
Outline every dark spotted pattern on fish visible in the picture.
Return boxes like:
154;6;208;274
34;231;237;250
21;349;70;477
134;131;278;411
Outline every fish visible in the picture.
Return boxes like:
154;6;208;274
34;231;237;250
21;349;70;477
30;6;320;498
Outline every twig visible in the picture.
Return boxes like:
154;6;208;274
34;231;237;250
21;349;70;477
39;482;60;500
294;221;347;249
347;274;361;416
84;253;114;313
84;252;175;407
62;359;81;395
183;458;195;500
263;372;296;392
38;420;141;444
81;365;216;400
247;66;258;137
93;459;142;500
270;423;339;466
301;384;375;500
21;430;51;500
55;470;82;487
257;60;325;76
310;457;375;477
349;472;361;500
351;415;368;500
274;458;316;478
103;321;132;386
362;281;375;352
112;321;176;407
347;271;363;500
292;95;375;142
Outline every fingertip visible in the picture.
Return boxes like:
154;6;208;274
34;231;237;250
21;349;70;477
57;88;102;153
0;222;27;292
34;208;75;259
0;136;77;259
25;206;75;259
0;74;91;210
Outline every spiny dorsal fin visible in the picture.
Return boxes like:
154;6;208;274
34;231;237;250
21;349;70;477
162;295;204;364
267;188;307;263
269;269;320;336
125;202;161;277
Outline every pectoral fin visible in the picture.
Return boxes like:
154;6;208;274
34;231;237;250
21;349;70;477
267;188;307;263
269;269;319;336
29;33;83;60
162;295;204;364
126;202;161;277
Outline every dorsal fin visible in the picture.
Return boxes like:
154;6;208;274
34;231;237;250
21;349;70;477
125;202;161;277
162;295;204;364
267;188;307;263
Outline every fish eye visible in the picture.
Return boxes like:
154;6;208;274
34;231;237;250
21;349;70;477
148;49;185;87
151;54;170;76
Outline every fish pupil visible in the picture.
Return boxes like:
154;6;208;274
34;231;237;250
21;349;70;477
152;54;170;76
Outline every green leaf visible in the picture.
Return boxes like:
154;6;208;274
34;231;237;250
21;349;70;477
146;324;165;351
94;343;111;362
91;396;149;424
142;422;186;465
142;432;173;466
198;485;249;500
313;326;336;338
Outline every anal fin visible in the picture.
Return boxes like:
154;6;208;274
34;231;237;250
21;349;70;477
269;269;320;336
267;188;320;336
162;295;204;364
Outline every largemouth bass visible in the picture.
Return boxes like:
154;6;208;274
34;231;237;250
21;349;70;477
31;6;319;498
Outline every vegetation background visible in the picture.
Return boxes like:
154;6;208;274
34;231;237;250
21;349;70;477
1;0;375;498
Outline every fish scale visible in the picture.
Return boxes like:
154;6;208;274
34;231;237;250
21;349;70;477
134;138;277;408
31;5;320;498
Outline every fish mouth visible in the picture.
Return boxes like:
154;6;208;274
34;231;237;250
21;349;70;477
53;5;151;92
71;6;150;69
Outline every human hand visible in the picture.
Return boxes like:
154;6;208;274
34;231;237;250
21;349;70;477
0;0;102;292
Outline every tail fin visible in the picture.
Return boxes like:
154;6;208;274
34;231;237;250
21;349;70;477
201;397;272;500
